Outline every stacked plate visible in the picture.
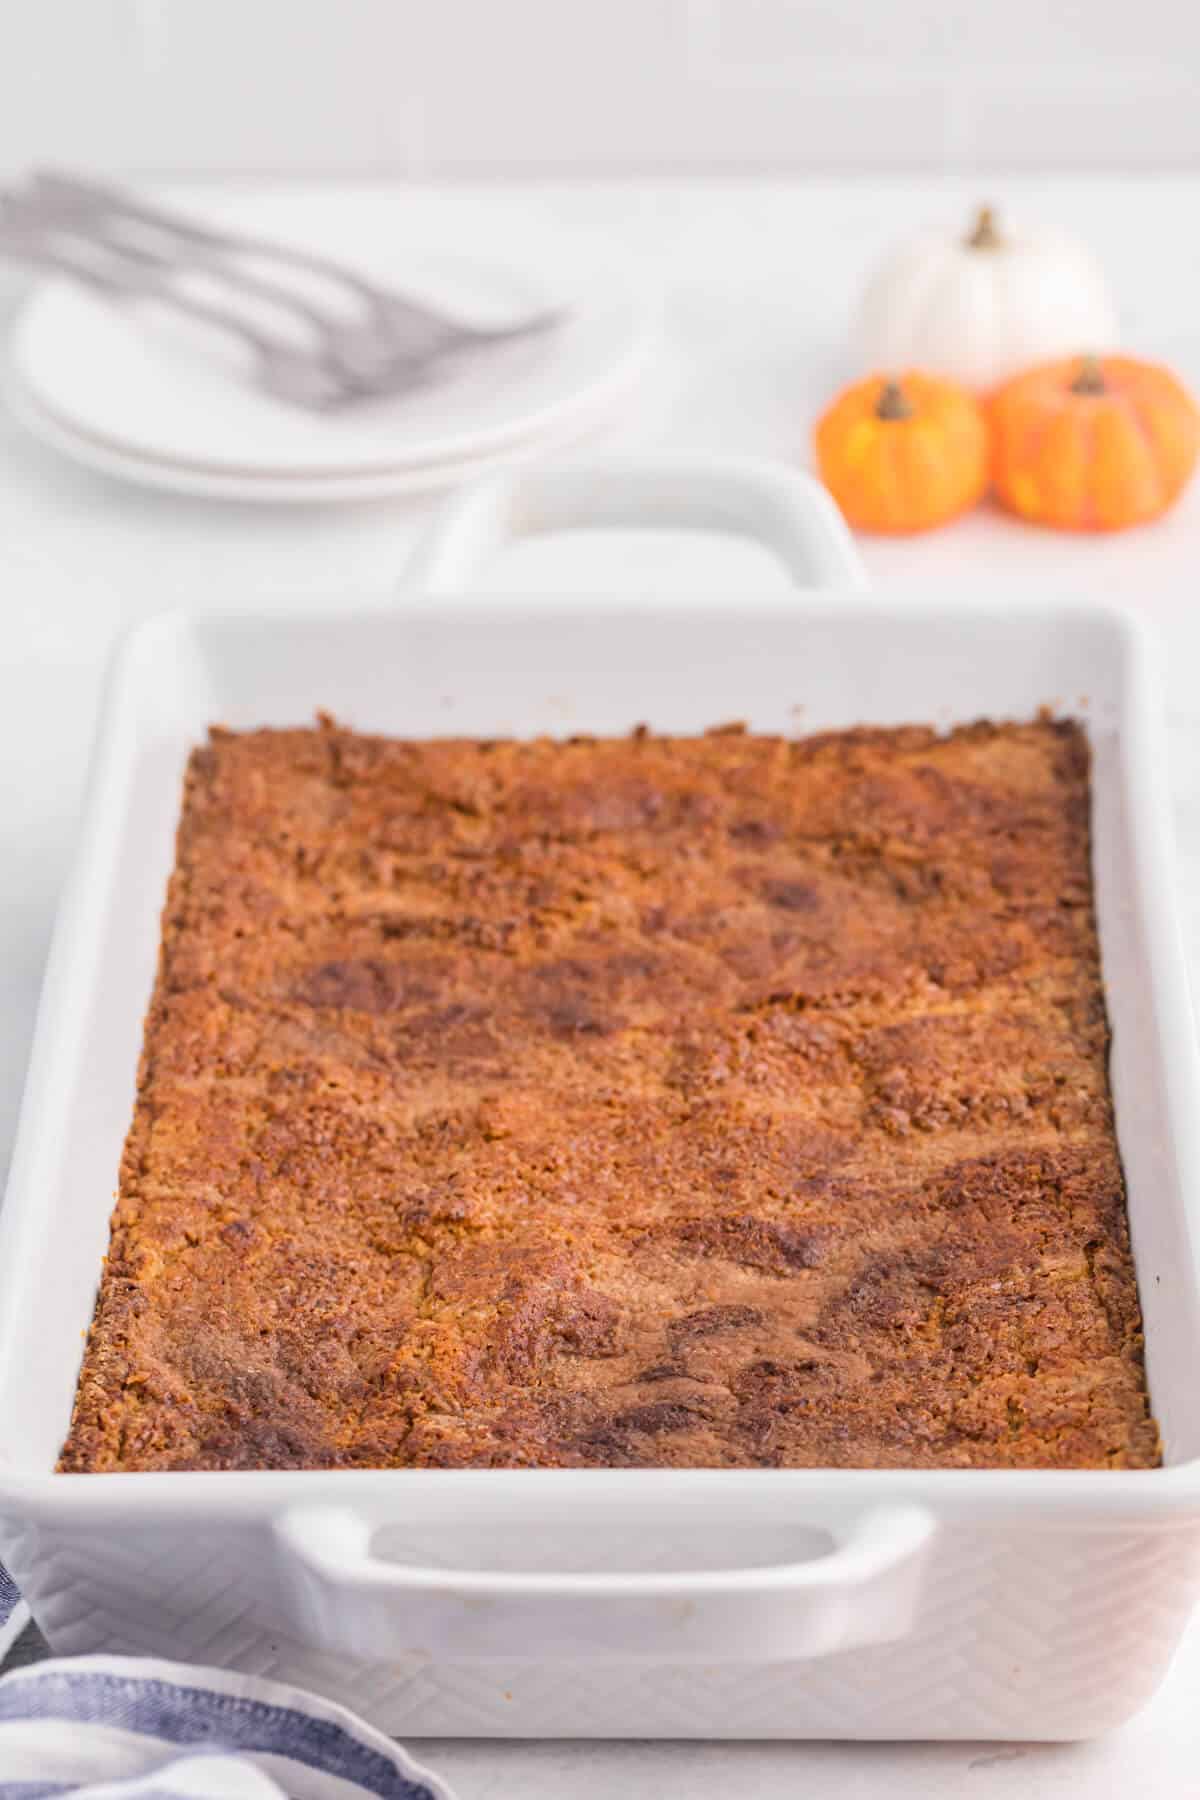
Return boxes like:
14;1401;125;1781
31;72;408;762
4;189;656;502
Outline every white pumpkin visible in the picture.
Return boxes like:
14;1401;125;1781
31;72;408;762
855;206;1119;391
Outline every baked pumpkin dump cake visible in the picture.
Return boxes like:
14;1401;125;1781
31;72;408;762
60;715;1158;1472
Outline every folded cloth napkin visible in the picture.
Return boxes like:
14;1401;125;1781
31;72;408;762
0;1564;29;1664
0;1655;454;1799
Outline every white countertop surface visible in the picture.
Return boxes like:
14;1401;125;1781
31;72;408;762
3;175;1200;1796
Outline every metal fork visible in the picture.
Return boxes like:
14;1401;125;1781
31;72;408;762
0;229;363;410
26;170;565;376
31;220;446;395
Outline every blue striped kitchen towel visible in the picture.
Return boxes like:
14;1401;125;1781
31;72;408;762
0;1565;29;1665
0;1655;455;1799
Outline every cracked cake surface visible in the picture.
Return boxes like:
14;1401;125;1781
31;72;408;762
59;715;1159;1472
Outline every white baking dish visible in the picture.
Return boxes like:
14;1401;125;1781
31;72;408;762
2;456;1200;1741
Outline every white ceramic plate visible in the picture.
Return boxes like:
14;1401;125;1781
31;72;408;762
5;188;655;491
3;353;642;502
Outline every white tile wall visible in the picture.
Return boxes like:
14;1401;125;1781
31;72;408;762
1;0;1197;175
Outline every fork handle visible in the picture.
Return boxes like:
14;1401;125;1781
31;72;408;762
32;169;451;332
79;220;376;363
18;237;288;360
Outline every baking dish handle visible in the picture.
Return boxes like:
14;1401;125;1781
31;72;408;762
273;1502;935;1663
402;454;868;594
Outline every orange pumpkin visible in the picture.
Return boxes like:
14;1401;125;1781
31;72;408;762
815;372;989;533
990;354;1200;531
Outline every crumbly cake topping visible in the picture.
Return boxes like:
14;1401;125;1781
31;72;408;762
59;716;1158;1472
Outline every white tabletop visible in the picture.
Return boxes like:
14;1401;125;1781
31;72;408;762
3;175;1200;1796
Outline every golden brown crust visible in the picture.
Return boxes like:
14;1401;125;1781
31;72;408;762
58;716;1159;1473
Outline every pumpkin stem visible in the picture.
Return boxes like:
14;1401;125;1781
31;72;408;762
966;205;1002;250
875;380;914;421
1070;355;1107;395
